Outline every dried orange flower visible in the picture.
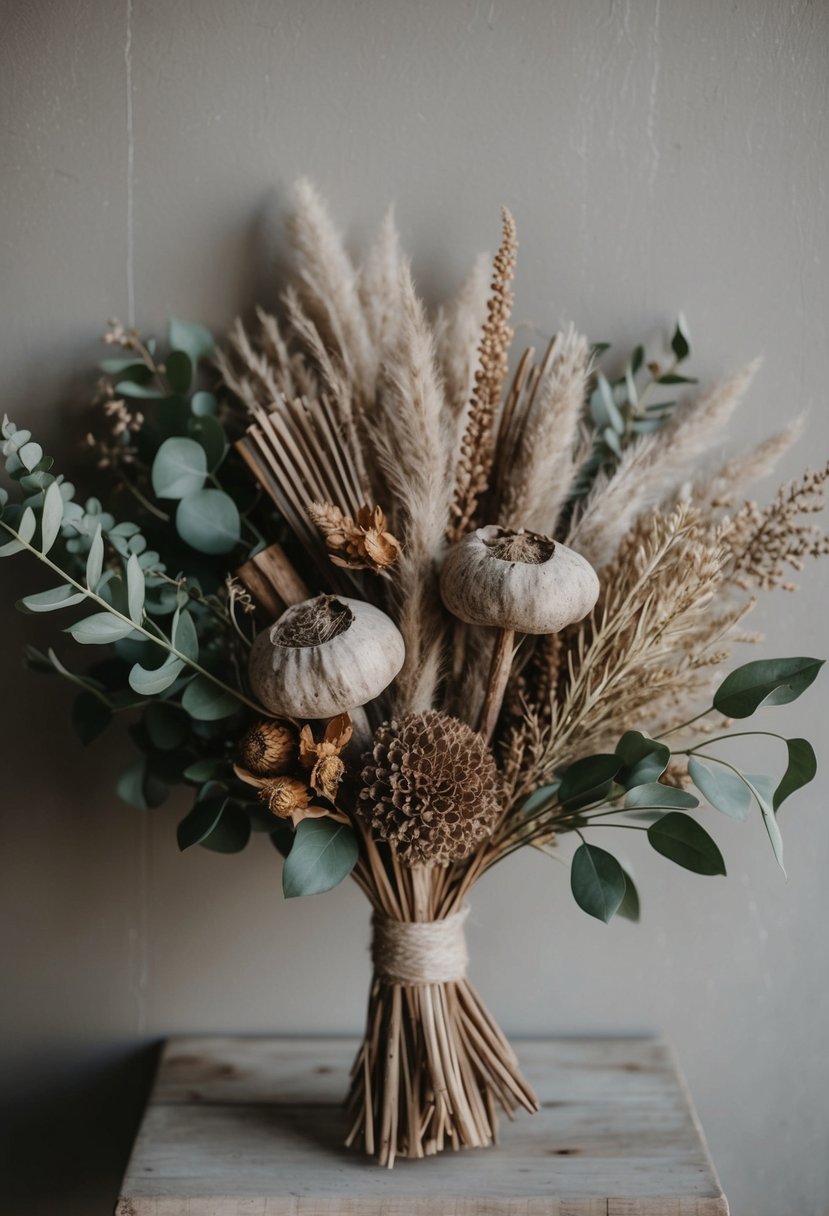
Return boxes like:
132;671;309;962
257;776;329;828
308;501;401;574
237;719;296;776
299;713;352;801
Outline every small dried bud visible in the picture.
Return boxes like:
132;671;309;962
307;501;401;574
298;714;352;801
258;776;317;826
237;720;296;776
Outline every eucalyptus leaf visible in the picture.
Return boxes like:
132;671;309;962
557;754;622;805
165;349;193;395
19;585;86;613
173;608;199;662
774;738;817;812
688;757;752;820
126;552;145;624
115;380;165;400
177;797;226;850
623;783;699;810
151;437;207;500
183;758;228;783
18;506;36;544
647;812;726;876
71;691;112;745
145;702;189;750
570;842;626;923
740;772;786;873
129;655;185;695
86;524;104;589
188;415;227;471
617;867;641;922
671;314;691;361
117;757;168;810
191;391;217;417
282;819;359;898
67;612;138;645
713;657;824;718
181;675;239;721
615;731;670;788
40;480;64;553
19;441;43;472
199;803;251;853
176;489;241;555
169;318;214;367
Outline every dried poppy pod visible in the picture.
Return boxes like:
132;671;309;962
249;594;405;748
440;526;599;740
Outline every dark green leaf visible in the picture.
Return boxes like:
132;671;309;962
670;315;691;361
145;702;189;751
188;415;226;471
624;782;699;810
177;797;226;850
615;731;670;788
570;843;627;923
165;350;193;395
183;758;228;782
117;757;167;810
175;489;240;555
714;657;825;718
181;675;239;721
71;691;112;745
688;757;752;820
558;754;622;806
630;345;645;375
282;819;359;898
774;738;817;811
647;812;726;876
617;868;641;922
199;803;251;853
656;372;698;385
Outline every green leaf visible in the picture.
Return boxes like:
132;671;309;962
282;819;359;898
688;757;752;820
165;350;193;395
99;356;149;375
144;701;189;750
630;345;645;375
615;731;670;788
183;758;228;782
181;674;239;720
713;657;824;718
129;655;185;695
18;506;36;544
67;612;138;645
169;318;214;367
19;441;43;472
177;797;226;850
518;782;560;816
739;772;785;872
115;380;165;400
86;524;104;589
670;314;691;361
656;373;698;385
623;782;699;810
151;437;207;500
40;480;64;553
570;843;626;923
19;584;86;613
176;489;240;555
199;803;251;853
188;415;227;470
617;867;641;922
558;754;622;805
126;552;145;624
774;738;817;812
191;391;217;417
0;535;24;557
117;757;168;810
173;608;199;661
647;812;726;876
71;691;112;745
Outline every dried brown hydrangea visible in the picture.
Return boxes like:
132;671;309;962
360;710;502;866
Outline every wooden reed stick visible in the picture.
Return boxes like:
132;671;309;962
235;543;310;619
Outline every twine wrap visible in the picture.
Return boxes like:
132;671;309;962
371;906;470;985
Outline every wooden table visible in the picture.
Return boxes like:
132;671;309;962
115;1036;729;1215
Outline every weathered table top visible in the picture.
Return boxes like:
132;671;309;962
115;1035;728;1215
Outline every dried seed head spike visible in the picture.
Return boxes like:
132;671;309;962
448;208;518;542
360;711;501;866
248;594;405;722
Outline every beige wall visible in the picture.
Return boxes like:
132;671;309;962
1;2;828;1213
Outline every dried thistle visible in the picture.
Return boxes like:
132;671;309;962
308;501;401;574
298;713;353;801
257;776;329;828
448;208;517;541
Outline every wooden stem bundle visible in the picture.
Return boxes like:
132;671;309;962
347;841;538;1168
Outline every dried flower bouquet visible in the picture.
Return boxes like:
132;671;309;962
2;180;827;1167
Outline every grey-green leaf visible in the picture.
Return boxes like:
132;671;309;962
687;757;752;820
173;608;199;662
617;867;641;923
175;489;240;555
40;479;64;553
774;738;817;812
647;812;726;876
19;584;87;613
181;675;238;720
623;782;699;810
282;819;359;898
713;657;825;719
151;437;207;500
18;506;36;544
169;317;214;366
86;524;104;589
570;843;626;923
126;552;145;624
67;612;138;645
129;655;185;695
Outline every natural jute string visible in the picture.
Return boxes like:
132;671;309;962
371;906;470;985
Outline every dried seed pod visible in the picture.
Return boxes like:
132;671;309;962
257;775;329;828
237;720;296;776
249;594;405;721
440;525;599;634
360;710;501;866
299;714;352;801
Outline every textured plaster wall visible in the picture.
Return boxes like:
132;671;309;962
1;2;828;1213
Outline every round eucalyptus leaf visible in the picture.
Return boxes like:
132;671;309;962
282;819;359;898
181;674;239;721
151;437;207;501
165;350;193;395
647;812;726;876
570;843;626;923
175;488;240;555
